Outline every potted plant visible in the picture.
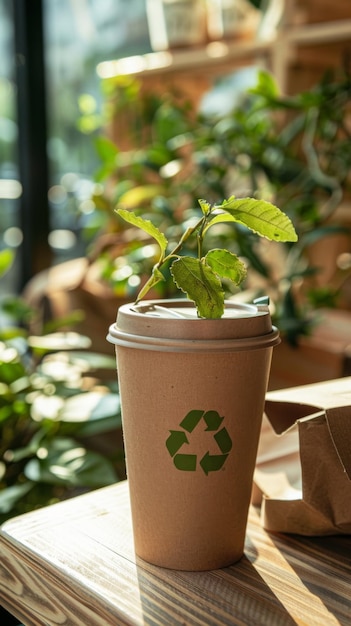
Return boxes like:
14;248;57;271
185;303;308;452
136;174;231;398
206;0;261;42
107;194;297;570
146;0;208;51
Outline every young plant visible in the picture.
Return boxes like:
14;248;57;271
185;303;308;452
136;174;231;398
116;195;297;318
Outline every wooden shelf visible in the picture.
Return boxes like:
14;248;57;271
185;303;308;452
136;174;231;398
97;17;351;94
285;18;351;45
97;38;273;80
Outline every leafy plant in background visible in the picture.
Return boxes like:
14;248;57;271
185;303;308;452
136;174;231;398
84;67;351;344
0;250;123;522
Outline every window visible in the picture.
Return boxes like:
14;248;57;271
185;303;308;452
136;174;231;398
0;0;20;295
0;0;151;294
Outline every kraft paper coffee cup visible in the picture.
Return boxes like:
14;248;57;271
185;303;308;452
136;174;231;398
107;299;279;570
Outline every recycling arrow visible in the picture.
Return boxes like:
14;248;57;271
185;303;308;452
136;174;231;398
165;408;233;475
174;454;197;471
203;410;223;431
180;409;204;433
166;430;188;456
200;452;228;475
214;427;232;454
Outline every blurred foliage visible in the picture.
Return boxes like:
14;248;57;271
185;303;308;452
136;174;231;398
0;251;122;523
82;68;351;344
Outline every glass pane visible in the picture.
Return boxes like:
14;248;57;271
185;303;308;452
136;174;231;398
0;0;21;296
42;0;150;266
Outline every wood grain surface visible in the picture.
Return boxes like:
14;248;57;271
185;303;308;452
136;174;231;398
0;481;350;626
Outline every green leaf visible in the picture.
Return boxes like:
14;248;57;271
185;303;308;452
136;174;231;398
76;414;121;437
0;249;15;277
58;392;120;424
67;351;117;369
2;296;33;322
250;69;280;99
0;361;27;385
118;184;165;209
116;209;168;260
154;102;189;143
170;257;225;318
203;212;238;234
7;429;46;462
0;405;13;423
30;394;64;421
205;249;247;285
198;198;211;216
94;135;119;164
43;310;86;334
28;332;92;352
24;443;117;487
0;482;34;514
216;197;298;242
0;326;27;341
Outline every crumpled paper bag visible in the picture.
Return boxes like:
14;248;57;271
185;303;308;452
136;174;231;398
253;377;351;535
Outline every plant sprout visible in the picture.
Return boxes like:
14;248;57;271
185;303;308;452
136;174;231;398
117;195;297;318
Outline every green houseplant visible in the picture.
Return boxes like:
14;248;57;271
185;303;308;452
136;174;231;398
31;69;349;362
107;194;297;570
0;249;123;523
83;68;351;354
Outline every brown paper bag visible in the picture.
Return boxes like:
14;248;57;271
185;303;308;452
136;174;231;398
254;377;351;535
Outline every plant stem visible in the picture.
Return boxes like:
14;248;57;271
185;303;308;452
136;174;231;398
158;215;205;270
134;214;206;304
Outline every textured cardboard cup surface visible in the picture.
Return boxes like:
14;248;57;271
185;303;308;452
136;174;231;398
107;300;280;570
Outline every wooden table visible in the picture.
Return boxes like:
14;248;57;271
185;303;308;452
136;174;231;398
0;481;350;626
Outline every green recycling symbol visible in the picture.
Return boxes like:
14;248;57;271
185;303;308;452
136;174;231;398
166;409;232;475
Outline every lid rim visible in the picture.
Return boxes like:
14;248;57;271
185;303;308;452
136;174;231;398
112;299;276;342
107;325;280;352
